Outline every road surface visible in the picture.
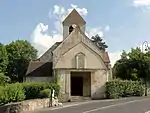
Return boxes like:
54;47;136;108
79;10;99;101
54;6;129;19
32;97;150;113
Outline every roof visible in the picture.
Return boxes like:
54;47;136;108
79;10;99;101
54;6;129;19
50;42;62;51
103;52;110;63
26;61;53;77
39;42;62;62
76;27;110;64
63;9;86;25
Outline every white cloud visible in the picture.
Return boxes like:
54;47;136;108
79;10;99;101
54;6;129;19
68;4;88;16
86;27;103;38
50;4;88;22
31;23;62;57
133;0;150;7
109;51;122;67
53;5;65;15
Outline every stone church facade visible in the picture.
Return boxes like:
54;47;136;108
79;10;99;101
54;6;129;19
26;9;112;101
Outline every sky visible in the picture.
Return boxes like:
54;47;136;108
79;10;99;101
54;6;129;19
1;0;150;66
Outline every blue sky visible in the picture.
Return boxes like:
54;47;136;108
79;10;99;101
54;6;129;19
1;0;150;65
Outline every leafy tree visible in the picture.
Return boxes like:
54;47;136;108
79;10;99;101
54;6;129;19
91;34;108;50
113;57;137;80
0;43;8;73
6;40;37;82
121;50;128;59
113;47;150;82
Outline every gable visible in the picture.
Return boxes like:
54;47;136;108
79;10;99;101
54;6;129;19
54;42;107;69
53;26;105;67
53;27;82;67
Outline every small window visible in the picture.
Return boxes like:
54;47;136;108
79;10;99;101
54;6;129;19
69;25;74;34
75;53;85;69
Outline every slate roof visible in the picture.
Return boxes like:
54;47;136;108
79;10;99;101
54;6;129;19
26;61;53;77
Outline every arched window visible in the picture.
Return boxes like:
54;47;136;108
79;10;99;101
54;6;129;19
69;25;74;34
75;53;85;69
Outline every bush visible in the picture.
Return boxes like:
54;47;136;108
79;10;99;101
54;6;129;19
39;89;51;98
0;82;60;105
106;79;145;99
0;83;25;104
0;73;10;85
23;82;60;100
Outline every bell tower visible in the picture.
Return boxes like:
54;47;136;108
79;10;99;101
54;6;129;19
62;9;86;40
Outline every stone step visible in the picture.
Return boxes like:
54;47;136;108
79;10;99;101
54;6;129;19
71;96;91;102
83;97;91;100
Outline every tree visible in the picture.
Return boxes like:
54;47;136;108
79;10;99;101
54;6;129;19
91;34;108;50
113;47;150;81
6;40;37;82
113;56;137;80
0;43;8;73
121;50;128;59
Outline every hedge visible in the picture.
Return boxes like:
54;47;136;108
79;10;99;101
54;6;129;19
0;73;11;86
23;82;60;99
0;83;25;105
106;79;145;99
39;89;51;98
0;82;60;105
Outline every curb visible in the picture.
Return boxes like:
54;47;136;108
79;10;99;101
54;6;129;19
50;97;147;110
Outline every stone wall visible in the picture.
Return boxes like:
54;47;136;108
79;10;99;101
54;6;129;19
91;69;107;99
56;70;71;102
0;98;51;113
83;73;91;97
26;77;54;82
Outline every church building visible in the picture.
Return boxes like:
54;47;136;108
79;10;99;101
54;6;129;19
26;9;112;101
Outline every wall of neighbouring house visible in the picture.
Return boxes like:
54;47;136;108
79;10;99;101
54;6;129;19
25;77;54;82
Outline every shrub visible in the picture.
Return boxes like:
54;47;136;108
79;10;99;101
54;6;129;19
0;73;10;85
39;89;51;98
0;83;25;104
0;86;4;104
0;82;60;105
106;79;145;99
23;82;60;100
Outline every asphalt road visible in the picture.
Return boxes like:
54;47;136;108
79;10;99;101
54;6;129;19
32;97;150;113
